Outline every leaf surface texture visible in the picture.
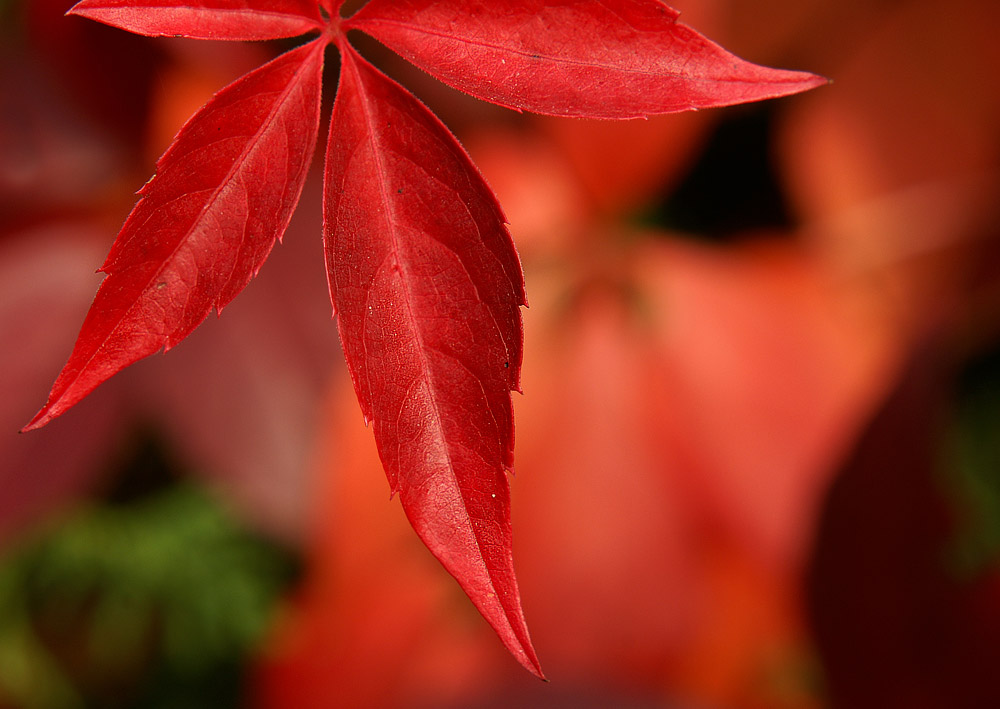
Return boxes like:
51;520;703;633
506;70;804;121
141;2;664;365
323;42;538;676
67;0;324;40
348;0;826;118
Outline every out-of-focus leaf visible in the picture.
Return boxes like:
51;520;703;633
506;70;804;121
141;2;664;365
808;346;1000;709
778;0;1000;333
0;50;120;214
946;348;1000;576
0;484;296;708
27;0;164;148
532;109;713;217
637;238;897;566
0;224;121;547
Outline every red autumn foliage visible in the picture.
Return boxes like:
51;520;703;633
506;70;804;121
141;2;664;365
254;0;1000;700
10;0;1000;705
20;0;824;675
253;122;895;706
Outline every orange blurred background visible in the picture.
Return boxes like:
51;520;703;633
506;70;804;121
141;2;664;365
2;0;1000;707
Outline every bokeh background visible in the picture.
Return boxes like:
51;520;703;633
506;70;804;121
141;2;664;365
2;0;1000;706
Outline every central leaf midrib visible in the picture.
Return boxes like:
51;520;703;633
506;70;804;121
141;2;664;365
350;49;496;582
354;17;809;87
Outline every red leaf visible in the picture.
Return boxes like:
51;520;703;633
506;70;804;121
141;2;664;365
24;38;326;431
67;0;324;40
346;0;827;119
323;41;539;676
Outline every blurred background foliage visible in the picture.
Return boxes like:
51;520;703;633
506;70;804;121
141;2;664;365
2;0;1000;707
0;435;298;709
947;346;1000;579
